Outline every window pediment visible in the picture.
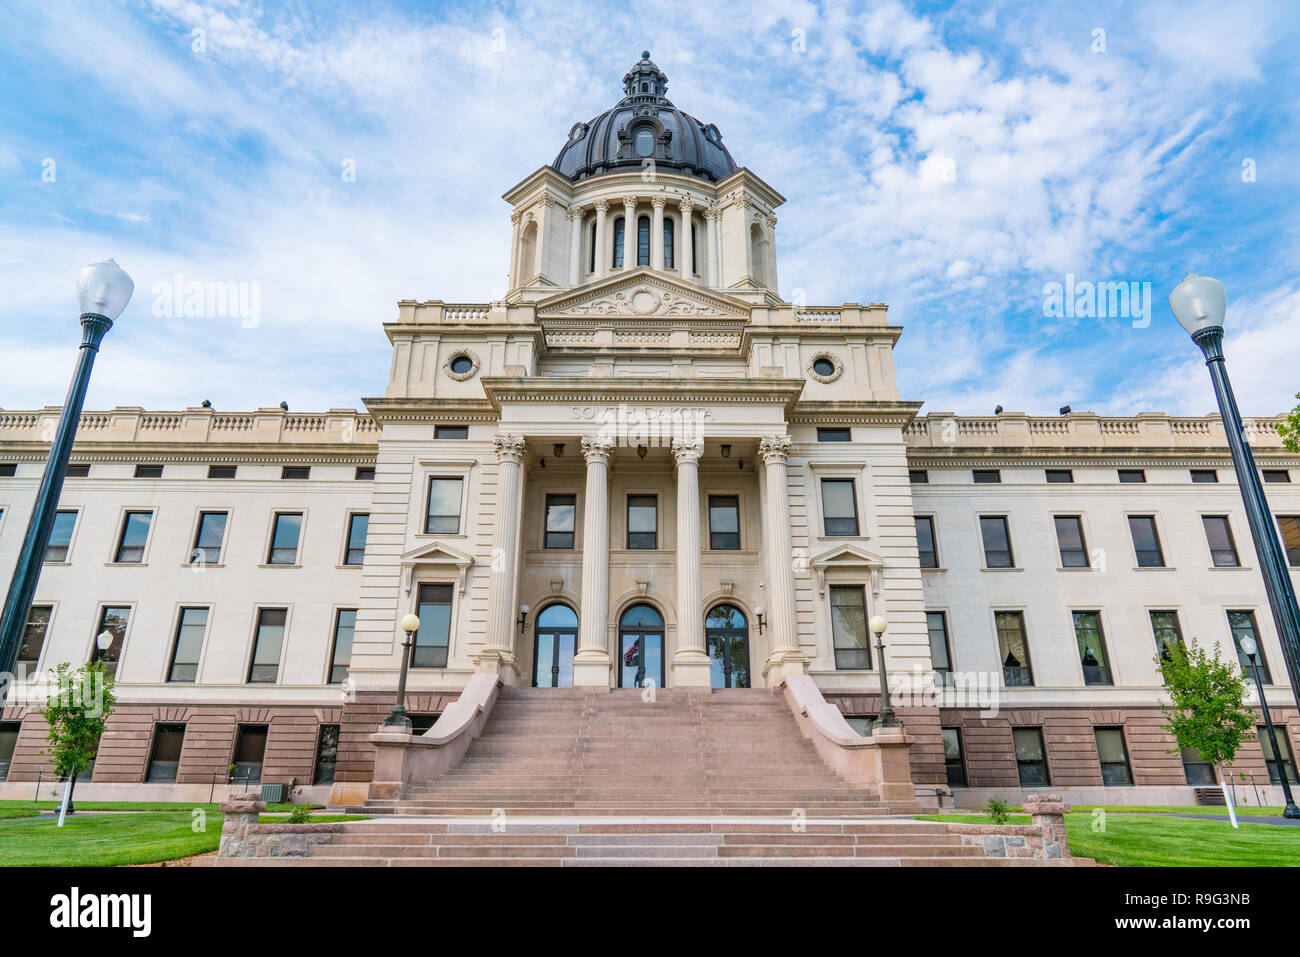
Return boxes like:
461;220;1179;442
400;540;475;595
808;543;884;598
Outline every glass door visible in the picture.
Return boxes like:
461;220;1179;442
706;604;750;688
533;604;578;688
618;604;665;688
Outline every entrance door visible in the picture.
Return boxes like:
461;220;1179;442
533;604;578;687
706;604;750;688
618;604;665;688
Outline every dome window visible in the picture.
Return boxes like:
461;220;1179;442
812;357;835;378
635;128;655;157
450;355;473;375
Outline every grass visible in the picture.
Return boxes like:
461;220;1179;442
918;811;1300;866
0;800;321;814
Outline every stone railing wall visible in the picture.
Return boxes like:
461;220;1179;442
945;793;1073;860
0;406;379;447
217;796;346;859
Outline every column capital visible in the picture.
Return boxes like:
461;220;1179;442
671;436;703;467
651;195;666;210
581;435;614;464
704;205;723;222
593;198;609;212
566;205;584;221
510;210;523;225
493;432;528;463
679;197;696;214
758;434;793;465
621;195;637;209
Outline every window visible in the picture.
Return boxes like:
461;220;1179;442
0;722;18;781
1229;611;1271;683
1263;469;1290;483
1260;727;1299;785
449;355;473;375
1150;610;1185;663
355;466;375;480
980;516;1014;568
635;128;654;156
425;477;463;534
844;716;876;736
908;469;928;484
1095;728;1133;785
45;510;76;562
0;463;15;477
690;222;697;274
544;494;576;549
811;357;835;377
1279;516;1300;566
134;464;163;478
114;511;152;563
281;466;310;480
329;609;356;684
627;494;658;549
435;425;468;440
145;724;185;782
207;465;237;479
313;724;340;785
1045;469;1073;483
829;585;870;670
413;583;453;668
1118;468;1146;483
1181;747;1216;786
1013;728;1050;786
167;608;207;682
589;221;597;272
65;464;90;477
637;215;650;266
915;516;938;568
1054;515;1089;568
410;714;441;734
972;469;1001;484
816;428;851;442
942;728;967;787
192;511;227;565
1203;515;1240;567
16;605;51;673
1190;469;1218;483
232;725;268;785
1072;611;1112;685
927;612;952;684
93;606;130;678
1128;515;1165;567
708;495;740;550
344;513;369;565
247;608;287;683
820;479;859;536
267;512;302;564
663;217;674;269
612;216;625;268
997;611;1033;686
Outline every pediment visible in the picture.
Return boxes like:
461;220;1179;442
400;540;475;595
536;269;751;321
808;543;885;598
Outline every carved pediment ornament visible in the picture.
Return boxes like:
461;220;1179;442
563;285;713;319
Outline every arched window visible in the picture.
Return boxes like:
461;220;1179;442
618;603;664;688
635;128;654;156
612;217;625;268
534;603;578;688
690;222;698;275
663;218;674;269
637;215;650;267
705;604;750;688
589;221;597;273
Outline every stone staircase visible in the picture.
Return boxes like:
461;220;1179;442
358;686;919;817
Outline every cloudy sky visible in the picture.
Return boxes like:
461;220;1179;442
1;0;1297;417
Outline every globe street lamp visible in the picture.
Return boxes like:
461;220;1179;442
1170;274;1300;819
869;616;902;730
1240;636;1300;817
383;614;422;731
0;261;133;696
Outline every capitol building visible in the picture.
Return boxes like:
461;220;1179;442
2;54;1298;810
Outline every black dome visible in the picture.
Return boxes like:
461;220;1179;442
552;53;738;184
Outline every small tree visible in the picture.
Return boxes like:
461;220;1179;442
1156;639;1254;815
1278;392;1300;453
42;661;116;816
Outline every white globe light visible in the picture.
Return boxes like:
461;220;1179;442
399;613;421;633
1241;636;1258;656
76;259;134;321
869;615;888;635
96;630;114;651
1168;273;1226;336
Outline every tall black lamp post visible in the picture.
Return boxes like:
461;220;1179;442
0;260;133;696
1240;636;1300;816
383;614;421;731
869;615;902;729
1170;274;1300;819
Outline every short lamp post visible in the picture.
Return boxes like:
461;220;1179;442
0;260;133;697
870;616;902;730
1170;274;1300;820
383;614;421;731
1240;637;1300;817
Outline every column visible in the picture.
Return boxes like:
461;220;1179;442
480;433;527;680
622;196;637;270
573;435;613;686
651;196;665;270
679;200;694;280
593;200;609;279
508;210;522;290
671;437;712;686
758;434;806;683
705;207;720;287
567;206;583;285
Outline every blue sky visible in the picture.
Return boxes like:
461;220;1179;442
1;0;1297;417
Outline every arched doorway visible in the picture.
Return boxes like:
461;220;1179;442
618;603;664;689
706;604;750;688
532;603;578;688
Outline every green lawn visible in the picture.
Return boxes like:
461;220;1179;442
0;800;320;814
919;811;1300;866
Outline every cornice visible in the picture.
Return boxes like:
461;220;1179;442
0;444;376;464
479;376;806;412
789;401;924;427
362;398;500;423
905;446;1300;468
